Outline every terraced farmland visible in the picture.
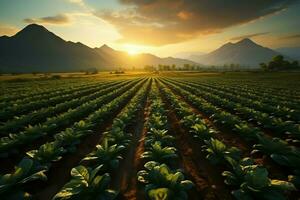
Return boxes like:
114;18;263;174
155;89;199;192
0;72;299;200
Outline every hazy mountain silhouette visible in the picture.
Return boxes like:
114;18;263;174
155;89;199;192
192;38;280;67
0;24;112;72
0;24;197;73
95;45;198;68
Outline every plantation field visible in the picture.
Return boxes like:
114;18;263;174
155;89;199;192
0;72;299;200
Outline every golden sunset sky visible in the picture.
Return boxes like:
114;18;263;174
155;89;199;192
1;0;300;56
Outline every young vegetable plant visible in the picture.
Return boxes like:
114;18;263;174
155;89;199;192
54;121;94;153
181;114;202;128
144;128;175;148
53;165;117;200
105;123;132;148
0;158;47;199
232;165;295;200
234;123;261;141
211;111;240;128
137;162;193;200
54;128;83;153
203;138;241;165
81;139;125;170
251;135;293;162
141;141;177;164
26;141;65;167
222;157;296;200
147;114;167;130
190;123;215;140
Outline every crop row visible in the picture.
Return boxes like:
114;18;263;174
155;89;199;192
0;79;141;157
158;79;297;200
137;80;193;199
0;79;105;108
204;78;299;99
196;79;300;108
0;80;129;135
51;78;150;199
163;79;300;143
172;78;300;121
162;79;300;186
0;78;149;199
0;79;100;103
185;79;300;115
0;80;122;122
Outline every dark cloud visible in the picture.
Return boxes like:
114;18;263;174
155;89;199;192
230;32;269;41
24;14;70;25
96;0;298;45
280;34;300;39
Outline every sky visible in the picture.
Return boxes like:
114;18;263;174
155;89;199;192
0;0;300;57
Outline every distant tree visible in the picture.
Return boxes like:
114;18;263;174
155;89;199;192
260;55;299;71
144;65;155;71
260;63;268;71
158;64;163;71
171;64;176;71
183;64;190;71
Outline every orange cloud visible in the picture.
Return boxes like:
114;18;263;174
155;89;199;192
24;14;71;25
96;0;298;46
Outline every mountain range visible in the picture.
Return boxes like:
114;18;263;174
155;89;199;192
190;39;282;67
0;24;298;72
0;24;196;73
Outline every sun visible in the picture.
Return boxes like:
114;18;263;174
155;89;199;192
127;49;139;55
124;44;143;56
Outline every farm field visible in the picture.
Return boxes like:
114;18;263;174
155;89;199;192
0;72;300;200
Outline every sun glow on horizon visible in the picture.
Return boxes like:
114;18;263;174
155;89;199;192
127;49;139;55
123;44;147;56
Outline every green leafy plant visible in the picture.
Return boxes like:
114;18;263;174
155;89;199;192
27;141;65;167
270;151;300;170
251;135;291;156
147;114;167;130
144;128;174;148
141;142;177;164
0;158;47;199
53;165;117;200
203;138;241;165
234;123;261;141
137;162;193;200
211;111;240;128
222;157;296;200
81;139;125;170
54;128;83;153
222;157;255;187
105;126;132;147
190;123;215;140
181;114;202;128
232;165;296;200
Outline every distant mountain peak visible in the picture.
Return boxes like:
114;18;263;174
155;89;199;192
16;24;49;35
222;42;234;47
194;38;279;67
0;23;198;73
99;44;112;50
236;38;257;46
13;23;64;43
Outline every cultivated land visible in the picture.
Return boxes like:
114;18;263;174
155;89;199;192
0;72;299;200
